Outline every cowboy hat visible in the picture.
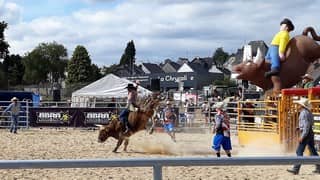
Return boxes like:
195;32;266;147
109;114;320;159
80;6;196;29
212;101;225;109
301;73;313;80
280;18;294;31
11;97;19;101
125;83;136;89
294;98;310;109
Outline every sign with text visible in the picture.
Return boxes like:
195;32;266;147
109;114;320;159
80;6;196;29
84;112;110;125
36;111;71;124
29;107;112;127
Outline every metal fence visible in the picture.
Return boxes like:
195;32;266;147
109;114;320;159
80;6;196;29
0;157;319;180
0;101;29;128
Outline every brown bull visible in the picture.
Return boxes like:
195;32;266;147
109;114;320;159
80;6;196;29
233;27;320;92
97;97;159;152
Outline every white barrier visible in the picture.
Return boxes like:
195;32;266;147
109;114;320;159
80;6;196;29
0;157;319;180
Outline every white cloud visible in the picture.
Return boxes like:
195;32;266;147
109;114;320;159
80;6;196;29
4;0;320;66
0;1;22;24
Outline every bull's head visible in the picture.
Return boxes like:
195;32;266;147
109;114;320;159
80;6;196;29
232;59;273;90
96;124;110;143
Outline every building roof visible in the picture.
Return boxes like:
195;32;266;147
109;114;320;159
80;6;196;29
177;63;193;73
177;62;208;74
189;63;208;74
112;64;145;77
162;60;181;73
191;57;214;70
177;57;189;65
141;63;164;74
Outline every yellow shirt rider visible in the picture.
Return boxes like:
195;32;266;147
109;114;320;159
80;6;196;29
264;18;294;78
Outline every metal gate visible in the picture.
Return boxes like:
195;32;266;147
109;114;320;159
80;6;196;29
0;101;29;129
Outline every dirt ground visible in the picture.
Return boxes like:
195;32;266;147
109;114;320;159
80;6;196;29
0;128;319;180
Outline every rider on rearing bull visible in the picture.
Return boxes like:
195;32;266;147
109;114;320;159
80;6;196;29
119;83;139;133
264;18;294;78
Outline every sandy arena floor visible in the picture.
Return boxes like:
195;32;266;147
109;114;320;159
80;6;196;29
0;128;319;180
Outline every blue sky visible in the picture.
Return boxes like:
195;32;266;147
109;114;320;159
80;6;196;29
1;0;320;66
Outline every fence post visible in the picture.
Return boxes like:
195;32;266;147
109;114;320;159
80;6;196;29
26;102;29;128
153;164;162;180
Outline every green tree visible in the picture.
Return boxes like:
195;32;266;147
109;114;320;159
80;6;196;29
35;42;68;83
66;45;92;84
213;77;237;87
22;42;68;85
119;40;136;67
101;64;118;75
0;21;10;89
22;50;50;84
212;47;229;67
0;21;10;60
0;63;6;89
90;63;102;82
3;54;24;86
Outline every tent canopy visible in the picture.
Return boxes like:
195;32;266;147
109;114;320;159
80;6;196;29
72;73;152;99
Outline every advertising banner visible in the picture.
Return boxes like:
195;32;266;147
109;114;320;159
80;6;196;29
29;108;113;127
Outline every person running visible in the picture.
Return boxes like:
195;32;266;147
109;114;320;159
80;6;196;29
162;101;176;142
211;102;232;157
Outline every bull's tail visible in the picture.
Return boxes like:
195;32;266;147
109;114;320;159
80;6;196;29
302;27;320;41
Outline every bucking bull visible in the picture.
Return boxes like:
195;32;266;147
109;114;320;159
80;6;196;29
233;27;320;92
96;96;159;152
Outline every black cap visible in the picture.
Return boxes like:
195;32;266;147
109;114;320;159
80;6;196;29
280;18;294;31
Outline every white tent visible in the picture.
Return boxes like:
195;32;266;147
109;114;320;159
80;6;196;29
71;74;152;107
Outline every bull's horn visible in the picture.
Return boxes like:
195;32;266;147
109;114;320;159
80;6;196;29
95;124;103;127
257;58;265;69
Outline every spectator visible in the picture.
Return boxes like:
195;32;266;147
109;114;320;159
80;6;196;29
241;100;255;123
287;98;320;175
237;87;243;100
211;102;232;157
301;74;314;89
201;101;210;125
185;98;195;127
2;97;25;134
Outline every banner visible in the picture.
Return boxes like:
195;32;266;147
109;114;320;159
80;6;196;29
29;108;114;127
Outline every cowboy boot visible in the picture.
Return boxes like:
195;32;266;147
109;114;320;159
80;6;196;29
124;121;129;133
264;69;280;78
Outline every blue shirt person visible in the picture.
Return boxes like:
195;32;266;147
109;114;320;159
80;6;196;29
2;97;25;134
287;98;320;175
